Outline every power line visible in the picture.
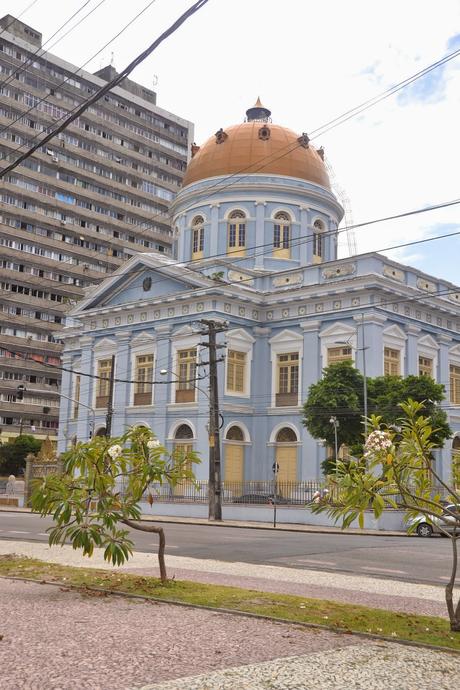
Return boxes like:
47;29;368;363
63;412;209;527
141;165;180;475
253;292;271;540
0;0;158;144
309;46;460;139
0;0;209;178
1;17;457;240
0;0;99;92
0;1;40;38
54;194;460;302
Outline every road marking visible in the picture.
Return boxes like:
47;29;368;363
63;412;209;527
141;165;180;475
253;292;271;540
296;559;337;567
439;576;451;581
7;530;30;534
37;533;49;537
361;566;407;575
166;545;179;549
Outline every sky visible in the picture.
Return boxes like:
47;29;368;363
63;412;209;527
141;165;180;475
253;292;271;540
3;0;460;282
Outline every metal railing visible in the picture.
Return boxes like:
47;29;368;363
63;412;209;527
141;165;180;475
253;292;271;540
137;480;326;505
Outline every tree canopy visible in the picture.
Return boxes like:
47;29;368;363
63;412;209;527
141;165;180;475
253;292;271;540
0;434;42;475
311;400;460;632
302;361;451;452
31;426;199;581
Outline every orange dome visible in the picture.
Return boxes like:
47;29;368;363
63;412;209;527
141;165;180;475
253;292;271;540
183;121;330;189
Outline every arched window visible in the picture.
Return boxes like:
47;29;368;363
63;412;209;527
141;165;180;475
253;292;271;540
275;427;298;485
225;425;245;484
276;427;297;443
175;424;194;440
273;211;291;258
227;210;246;256
226;425;244;441
191;215;204;259
313;219;325;263
173;424;194;494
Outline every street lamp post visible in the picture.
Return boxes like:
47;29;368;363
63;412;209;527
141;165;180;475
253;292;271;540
329;415;339;481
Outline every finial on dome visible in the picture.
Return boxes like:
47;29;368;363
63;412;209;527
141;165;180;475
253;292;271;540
245;97;271;122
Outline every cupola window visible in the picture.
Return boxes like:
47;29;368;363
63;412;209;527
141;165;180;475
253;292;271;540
227;210;246;257
312;219;325;263
191;215;204;260
273;211;291;259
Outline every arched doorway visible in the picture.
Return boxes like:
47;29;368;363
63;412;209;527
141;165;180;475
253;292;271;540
452;436;460;490
224;425;245;485
173;424;194;495
95;426;106;437
275;427;298;484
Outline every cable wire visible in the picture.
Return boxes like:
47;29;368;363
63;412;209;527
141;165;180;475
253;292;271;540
0;0;209;179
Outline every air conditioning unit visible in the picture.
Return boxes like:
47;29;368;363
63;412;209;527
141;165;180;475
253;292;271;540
60;220;67;226
52;156;58;163
46;149;53;156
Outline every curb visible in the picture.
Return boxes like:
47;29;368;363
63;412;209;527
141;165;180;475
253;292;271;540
0;505;407;537
2;573;458;657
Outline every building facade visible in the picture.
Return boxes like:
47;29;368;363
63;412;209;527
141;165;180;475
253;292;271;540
0;15;193;441
59;101;460;483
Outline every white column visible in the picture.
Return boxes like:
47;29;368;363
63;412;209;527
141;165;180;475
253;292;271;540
405;324;421;375
254;201;266;269
111;331;131;436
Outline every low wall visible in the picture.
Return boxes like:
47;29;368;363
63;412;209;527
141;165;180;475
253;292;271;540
139;502;406;531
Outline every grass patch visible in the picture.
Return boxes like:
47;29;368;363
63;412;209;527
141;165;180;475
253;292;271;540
0;554;458;651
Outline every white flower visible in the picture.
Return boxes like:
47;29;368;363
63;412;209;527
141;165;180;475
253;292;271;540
147;439;160;449
107;444;122;459
364;430;392;457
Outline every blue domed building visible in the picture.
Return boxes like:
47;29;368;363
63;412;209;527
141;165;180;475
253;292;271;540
59;101;460;489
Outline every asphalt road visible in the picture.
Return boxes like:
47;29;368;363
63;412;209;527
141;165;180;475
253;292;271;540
0;511;454;586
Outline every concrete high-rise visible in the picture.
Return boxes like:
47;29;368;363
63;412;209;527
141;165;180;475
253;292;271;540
0;15;193;442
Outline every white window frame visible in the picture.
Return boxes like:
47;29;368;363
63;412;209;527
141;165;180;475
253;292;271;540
417;335;439;380
224;329;255;398
170;328;201;405
448;345;460;406
382;324;407;376
319;322;356;370
92;338;117;409
269;330;303;408
129;331;156;407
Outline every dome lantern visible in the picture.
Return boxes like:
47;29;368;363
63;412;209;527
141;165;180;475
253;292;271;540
245;97;271;122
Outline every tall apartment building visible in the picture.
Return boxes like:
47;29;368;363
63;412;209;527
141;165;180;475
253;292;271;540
0;15;193;442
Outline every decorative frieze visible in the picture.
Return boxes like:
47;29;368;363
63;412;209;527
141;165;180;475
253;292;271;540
272;272;303;288
322;263;356;280
383;265;405;282
417;277;436;293
228;270;254;285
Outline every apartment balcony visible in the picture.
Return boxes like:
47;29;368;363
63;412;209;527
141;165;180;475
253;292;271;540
0;333;62;355
0;291;69;314
0;379;59;396
0;267;85;299
0;355;62;376
0;312;63;333
0;242;110;282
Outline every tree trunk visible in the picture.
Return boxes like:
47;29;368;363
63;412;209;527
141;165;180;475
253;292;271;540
445;535;460;632
121;519;167;582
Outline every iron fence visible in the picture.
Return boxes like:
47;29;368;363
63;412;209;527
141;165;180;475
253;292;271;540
139;480;326;505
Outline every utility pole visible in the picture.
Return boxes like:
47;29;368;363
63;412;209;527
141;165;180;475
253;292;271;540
105;354;116;437
199;319;227;521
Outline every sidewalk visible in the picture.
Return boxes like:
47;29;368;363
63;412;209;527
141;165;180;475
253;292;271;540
0;541;459;690
0;504;407;537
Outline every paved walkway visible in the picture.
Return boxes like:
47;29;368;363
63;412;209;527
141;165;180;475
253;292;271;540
1;540;459;689
0;539;451;618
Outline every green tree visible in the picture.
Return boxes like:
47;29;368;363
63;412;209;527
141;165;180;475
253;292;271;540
303;363;451;457
313;400;460;632
367;375;450;446
0;434;42;475
303;361;364;448
31;426;199;582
